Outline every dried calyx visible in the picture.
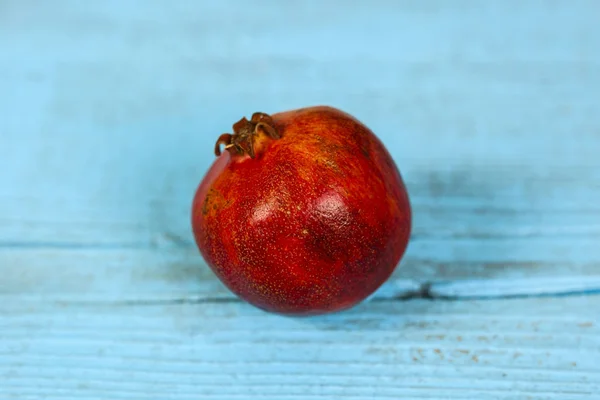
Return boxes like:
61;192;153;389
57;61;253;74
214;112;280;158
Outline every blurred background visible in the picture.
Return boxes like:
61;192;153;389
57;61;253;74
0;0;600;291
2;0;599;286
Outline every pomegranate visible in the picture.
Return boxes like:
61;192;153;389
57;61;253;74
191;106;411;315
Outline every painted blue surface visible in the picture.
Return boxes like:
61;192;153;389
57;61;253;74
1;1;599;398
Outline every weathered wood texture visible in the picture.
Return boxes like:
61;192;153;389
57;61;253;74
1;0;599;398
2;298;599;399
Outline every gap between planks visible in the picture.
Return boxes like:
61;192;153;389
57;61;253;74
2;276;600;307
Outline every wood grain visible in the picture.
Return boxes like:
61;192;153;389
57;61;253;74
1;297;599;399
1;166;599;301
1;0;600;398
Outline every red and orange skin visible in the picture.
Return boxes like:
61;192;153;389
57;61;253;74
191;106;411;316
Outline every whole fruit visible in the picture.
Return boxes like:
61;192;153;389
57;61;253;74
191;106;411;315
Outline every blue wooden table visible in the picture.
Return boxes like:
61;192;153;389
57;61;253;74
1;1;599;398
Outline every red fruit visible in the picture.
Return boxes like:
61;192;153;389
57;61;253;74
191;106;411;315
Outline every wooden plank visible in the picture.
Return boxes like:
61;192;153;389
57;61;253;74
1;165;599;300
1;242;599;302
3;167;599;301
2;166;600;246
1;297;598;399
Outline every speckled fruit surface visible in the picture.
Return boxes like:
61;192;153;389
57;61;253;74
191;106;411;315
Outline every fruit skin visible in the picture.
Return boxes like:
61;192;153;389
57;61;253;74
191;106;411;316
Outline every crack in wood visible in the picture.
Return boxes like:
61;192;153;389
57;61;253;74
3;278;598;308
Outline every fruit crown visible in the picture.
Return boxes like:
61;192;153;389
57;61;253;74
214;112;280;159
